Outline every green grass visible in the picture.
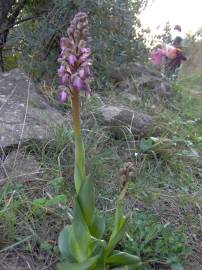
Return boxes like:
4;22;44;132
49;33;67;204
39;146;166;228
0;72;202;269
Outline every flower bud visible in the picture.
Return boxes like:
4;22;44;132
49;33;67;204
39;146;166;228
72;76;83;90
58;65;65;77
61;73;69;84
68;54;77;66
59;90;68;102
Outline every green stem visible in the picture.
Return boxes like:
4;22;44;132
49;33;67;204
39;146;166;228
71;89;86;193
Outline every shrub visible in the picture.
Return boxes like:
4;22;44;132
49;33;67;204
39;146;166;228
11;0;149;84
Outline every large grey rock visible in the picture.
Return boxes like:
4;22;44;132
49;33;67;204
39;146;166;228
0;69;66;148
97;105;153;137
107;62;172;98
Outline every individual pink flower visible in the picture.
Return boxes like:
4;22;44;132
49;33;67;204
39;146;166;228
58;65;65;77
80;47;90;54
60;38;71;50
68;55;77;66
59;90;68;102
79;69;85;79
72;76;83;90
61;74;69;84
79;52;90;63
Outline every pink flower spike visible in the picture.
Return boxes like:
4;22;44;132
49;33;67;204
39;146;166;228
72;76;83;90
68;54;77;65
57;12;91;99
59;90;68;102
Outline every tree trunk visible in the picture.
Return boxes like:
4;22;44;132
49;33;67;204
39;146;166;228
0;47;4;72
0;32;7;72
0;0;27;71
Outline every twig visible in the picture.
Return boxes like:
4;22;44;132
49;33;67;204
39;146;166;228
14;15;41;26
0;236;32;253
0;86;17;112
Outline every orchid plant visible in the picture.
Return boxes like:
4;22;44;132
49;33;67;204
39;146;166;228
57;12;141;270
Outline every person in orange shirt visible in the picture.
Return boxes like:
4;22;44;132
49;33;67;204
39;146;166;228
165;37;187;78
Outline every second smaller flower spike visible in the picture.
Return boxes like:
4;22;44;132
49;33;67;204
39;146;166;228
58;12;92;101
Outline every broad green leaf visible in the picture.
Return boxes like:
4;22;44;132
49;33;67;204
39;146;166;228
93;247;105;270
125;265;143;270
112;263;142;270
114;203;125;233
57;255;99;270
77;176;95;227
106;251;141;266
87;240;105;270
45;195;67;206
89;236;106;252
74;160;84;194
106;203;127;255
58;225;75;262
90;214;105;239
74;134;86;193
139;138;153;152
112;265;141;270
72;200;91;260
106;216;127;256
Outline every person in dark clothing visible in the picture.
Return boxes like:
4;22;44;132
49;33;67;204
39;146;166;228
165;48;187;77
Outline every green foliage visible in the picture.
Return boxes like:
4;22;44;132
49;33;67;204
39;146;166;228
40;241;53;253
11;0;149;83
50;177;65;195
0;207;16;241
32;195;67;215
162;21;172;44
58;176;142;270
139;138;154;152
86;0;149;66
4;53;19;71
121;212;189;270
